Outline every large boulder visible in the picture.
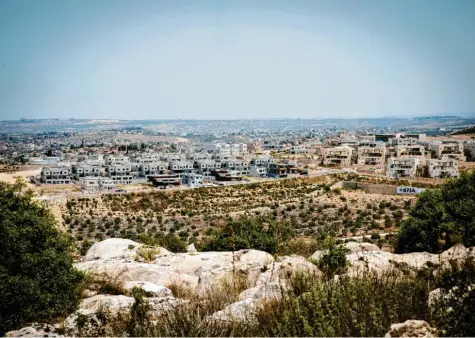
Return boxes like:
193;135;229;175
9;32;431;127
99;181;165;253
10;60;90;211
75;260;200;289
207;298;259;324
385;320;438;337
83;238;144;261
345;242;381;253
345;250;438;276
436;244;475;274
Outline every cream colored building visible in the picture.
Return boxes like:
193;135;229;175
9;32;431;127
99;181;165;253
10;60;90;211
427;159;459;178
322;146;353;167
357;144;386;166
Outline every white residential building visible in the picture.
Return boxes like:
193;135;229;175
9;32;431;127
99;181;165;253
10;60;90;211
386;158;419;178
222;160;250;174
41;166;72;184
134;153;161;164
427;159;459;178
30;156;60;165
250;156;277;168
105;164;132;176
139;162;167;177
72;164;101;180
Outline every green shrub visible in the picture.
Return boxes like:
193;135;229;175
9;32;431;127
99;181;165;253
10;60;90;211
314;238;350;279
199;215;293;254
395;171;475;253
0;180;84;333
252;270;430;337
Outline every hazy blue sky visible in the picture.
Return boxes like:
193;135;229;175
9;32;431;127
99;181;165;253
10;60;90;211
0;0;474;120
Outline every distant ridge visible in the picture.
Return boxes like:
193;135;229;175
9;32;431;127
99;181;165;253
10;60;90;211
452;125;475;135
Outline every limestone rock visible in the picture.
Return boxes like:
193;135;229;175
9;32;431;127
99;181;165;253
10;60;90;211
208;298;259;324
346;250;438;276
385;320;438;337
79;294;135;314
83;238;143;261
310;242;380;263
186;243;198;254
6;324;63;337
75;260;200;289
123;281;173;297
148;296;190;317
64;309;105;337
344;241;380;253
437;244;475;274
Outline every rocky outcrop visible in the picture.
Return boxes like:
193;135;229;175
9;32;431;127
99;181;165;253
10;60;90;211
208;255;321;324
385;320;438;337
310;242;438;277
63;294;189;336
76;239;274;296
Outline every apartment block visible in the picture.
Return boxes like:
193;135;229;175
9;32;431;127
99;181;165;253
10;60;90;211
222;159;250;174
41;166;72;184
429;142;466;161
427;159;459;178
386;158;419;178
250;156;276;167
263;140;286;150
134;153;161;164
105;164;132;176
139;162;167;177
322;146;352;167
268;160;299;177
72;164;101;180
357;144;386;166
394;145;426;164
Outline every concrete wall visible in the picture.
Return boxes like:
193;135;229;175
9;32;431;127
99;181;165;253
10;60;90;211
342;181;397;195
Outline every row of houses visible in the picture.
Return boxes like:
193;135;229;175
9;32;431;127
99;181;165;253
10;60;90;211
39;153;301;188
318;135;465;178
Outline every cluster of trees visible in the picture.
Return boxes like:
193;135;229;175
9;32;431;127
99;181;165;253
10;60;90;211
0;181;84;334
395;171;475;253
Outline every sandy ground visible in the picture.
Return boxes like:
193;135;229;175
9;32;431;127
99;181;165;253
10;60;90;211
0;168;42;185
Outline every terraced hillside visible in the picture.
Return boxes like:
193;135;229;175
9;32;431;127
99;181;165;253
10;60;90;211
62;175;416;252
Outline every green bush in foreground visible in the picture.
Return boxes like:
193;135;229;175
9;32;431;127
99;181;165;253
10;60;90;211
0;180;84;334
198;215;293;254
395;171;475;253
